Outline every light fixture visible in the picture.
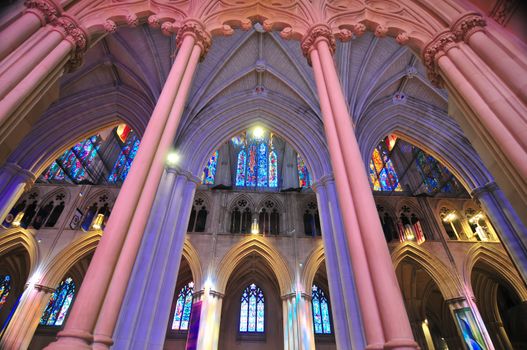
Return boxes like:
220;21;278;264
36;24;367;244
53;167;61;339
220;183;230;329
12;212;24;227
251;218;259;234
442;211;457;223
91;213;105;230
253;126;264;139
166;150;180;166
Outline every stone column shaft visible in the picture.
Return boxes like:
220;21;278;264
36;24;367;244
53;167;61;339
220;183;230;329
44;32;198;350
0;163;35;223
196;290;224;350
0;11;45;61
309;45;385;349
92;36;202;350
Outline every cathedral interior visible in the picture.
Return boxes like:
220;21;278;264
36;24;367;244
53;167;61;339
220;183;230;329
0;0;526;349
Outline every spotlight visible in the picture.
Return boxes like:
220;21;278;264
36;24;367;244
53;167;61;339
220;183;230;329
253;127;264;139
166;151;180;166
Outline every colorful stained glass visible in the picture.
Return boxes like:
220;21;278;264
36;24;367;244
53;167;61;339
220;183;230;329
108;129;140;184
0;275;11;309
202;150;218;185
236;149;247;186
369;137;402;192
297;154;311;188
312;285;331;335
239;283;264;333
116;124;131;142
385;134;398;151
257;143;268;187
171;282;194;331
415;149;461;194
269;150;278;188
40;277;75;327
247;145;257;186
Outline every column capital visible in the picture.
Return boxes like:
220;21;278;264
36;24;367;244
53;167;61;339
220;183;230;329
422;30;457;86
301;24;336;63
24;0;61;26
452;12;486;43
166;166;202;186
470;181;499;199
1;162;36;191
311;174;335;193
176;19;211;61
52;14;88;71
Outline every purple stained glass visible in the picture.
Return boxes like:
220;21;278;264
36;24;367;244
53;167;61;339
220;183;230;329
239;284;264;333
171;282;194;331
0;275;11;309
297;154;310;188
40;277;75;327
257;143;268;187
236;149;247;186
108;131;140;183
269;150;278;188
202;150;218;185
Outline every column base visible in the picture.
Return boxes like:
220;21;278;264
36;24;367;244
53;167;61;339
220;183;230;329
43;329;93;350
366;343;384;350
93;333;114;350
384;338;420;350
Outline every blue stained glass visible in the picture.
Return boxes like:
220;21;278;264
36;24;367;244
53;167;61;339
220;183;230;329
108;130;140;184
246;145;257;187
369;137;402;192
415;149;460;194
236;149;247;186
40;277;75;327
297;154;311;188
0;275;11;309
171;282;194;331
269;150;278;188
202;150;218;185
239;283;264;333
312;284;332;335
257;143;268;187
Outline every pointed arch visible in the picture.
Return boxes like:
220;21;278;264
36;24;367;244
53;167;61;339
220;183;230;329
463;245;527;301
181;239;202;291
392;243;463;300
301;242;325;292
215;236;293;295
0;228;39;276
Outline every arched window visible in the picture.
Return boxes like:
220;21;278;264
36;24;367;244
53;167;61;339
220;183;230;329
465;208;494;242
239;283;265;333
440;207;464;240
0;275;11;310
303;201;321;236
312;285;331;334
80;194;111;231
188;197;208;232
297;154;311;188
377;205;397;243
108;128;140;184
258;200;279;235
234;129;278;188
40;277;75;327
230;199;252;234
397;206;426;244
368;136;402;192
202;150;218;185
171;282;194;331
414;149;462;194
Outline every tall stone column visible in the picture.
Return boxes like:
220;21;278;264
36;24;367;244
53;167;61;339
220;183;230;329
92;22;208;349
195;289;224;350
446;297;494;349
471;182;527;282
313;175;364;350
302;25;418;349
281;292;315;350
44;20;209;350
0;283;54;349
0;163;35;224
112;169;199;349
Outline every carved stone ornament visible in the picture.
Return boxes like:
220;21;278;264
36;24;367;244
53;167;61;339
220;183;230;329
374;24;388;38
55;15;87;51
336;28;352;42
300;24;336;61
241;18;253;31
24;0;60;25
148;15;160;29
452;13;486;42
396;32;409;45
127;13;139;27
104;19;117;33
176;19;212;61
422;31;456;86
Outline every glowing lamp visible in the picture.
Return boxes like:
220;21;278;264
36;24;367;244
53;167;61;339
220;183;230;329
251;218;259;234
12;212;24;227
166;151;180;166
91;214;105;230
253;126;264;139
442;212;457;223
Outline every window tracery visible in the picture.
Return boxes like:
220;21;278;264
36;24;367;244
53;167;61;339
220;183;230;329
304;201;321;236
230;199;252;234
188;196;208;232
40;277;75;327
171;282;194;331
311;284;331;335
234;130;278;188
239;283;264;333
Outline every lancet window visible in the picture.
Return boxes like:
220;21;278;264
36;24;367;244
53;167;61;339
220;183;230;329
311;284;332;334
80;194;111;231
297;154;311;188
108;126;140;184
258;200;279;235
188;197;208;232
40;277;75;327
239;283;265;333
465;208;495;242
171;282;194;331
230;199;252;234
0;275;11;310
377;204;398;243
397;206;426;244
368;135;402;192
440;207;465;240
201;150;218;185
304;201;321;236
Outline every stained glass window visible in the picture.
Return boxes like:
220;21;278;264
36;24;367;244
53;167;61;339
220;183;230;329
41;135;101;184
369;136;402;192
236;149;247;186
297;154;311;188
108;129;140;184
247;145;257;187
239;283;264;333
201;151;218;185
415;149;462;194
257;143;268;187
40;277;75;327
0;275;11;310
269;150;278;188
171;282;194;331
312;285;331;334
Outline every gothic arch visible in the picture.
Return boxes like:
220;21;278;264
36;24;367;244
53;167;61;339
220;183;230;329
256;194;284;213
215;236;293;295
392;243;463;300
300;242;325;292
181;238;202;291
463;245;527;301
228;193;256;212
0;228;39;276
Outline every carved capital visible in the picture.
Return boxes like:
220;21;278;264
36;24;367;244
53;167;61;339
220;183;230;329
422;30;456;86
452;13;486;42
147;15;160;29
176;19;212;61
301;24;336;64
24;0;61;25
54;15;87;51
104;19;117;33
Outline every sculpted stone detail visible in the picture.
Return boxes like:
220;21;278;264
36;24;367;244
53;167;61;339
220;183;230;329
452;14;486;42
176;20;212;60
161;21;175;36
104;19;117;33
148;15;160;28
24;0;60;25
396;32;409;45
127;13;139;27
490;0;518;26
374;25;388;38
336;28;352;42
55;15;87;51
423;31;456;86
300;24;336;60
241;18;253;31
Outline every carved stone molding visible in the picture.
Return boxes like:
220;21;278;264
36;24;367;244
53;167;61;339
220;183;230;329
300;24;336;63
24;0;61;25
422;31;456;86
55;15;87;51
452;13;486;42
176;19;212;61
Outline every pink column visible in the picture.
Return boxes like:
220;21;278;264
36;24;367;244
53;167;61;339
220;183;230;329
0;11;45;61
314;35;418;349
44;33;198;350
92;36;203;350
310;46;385;349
